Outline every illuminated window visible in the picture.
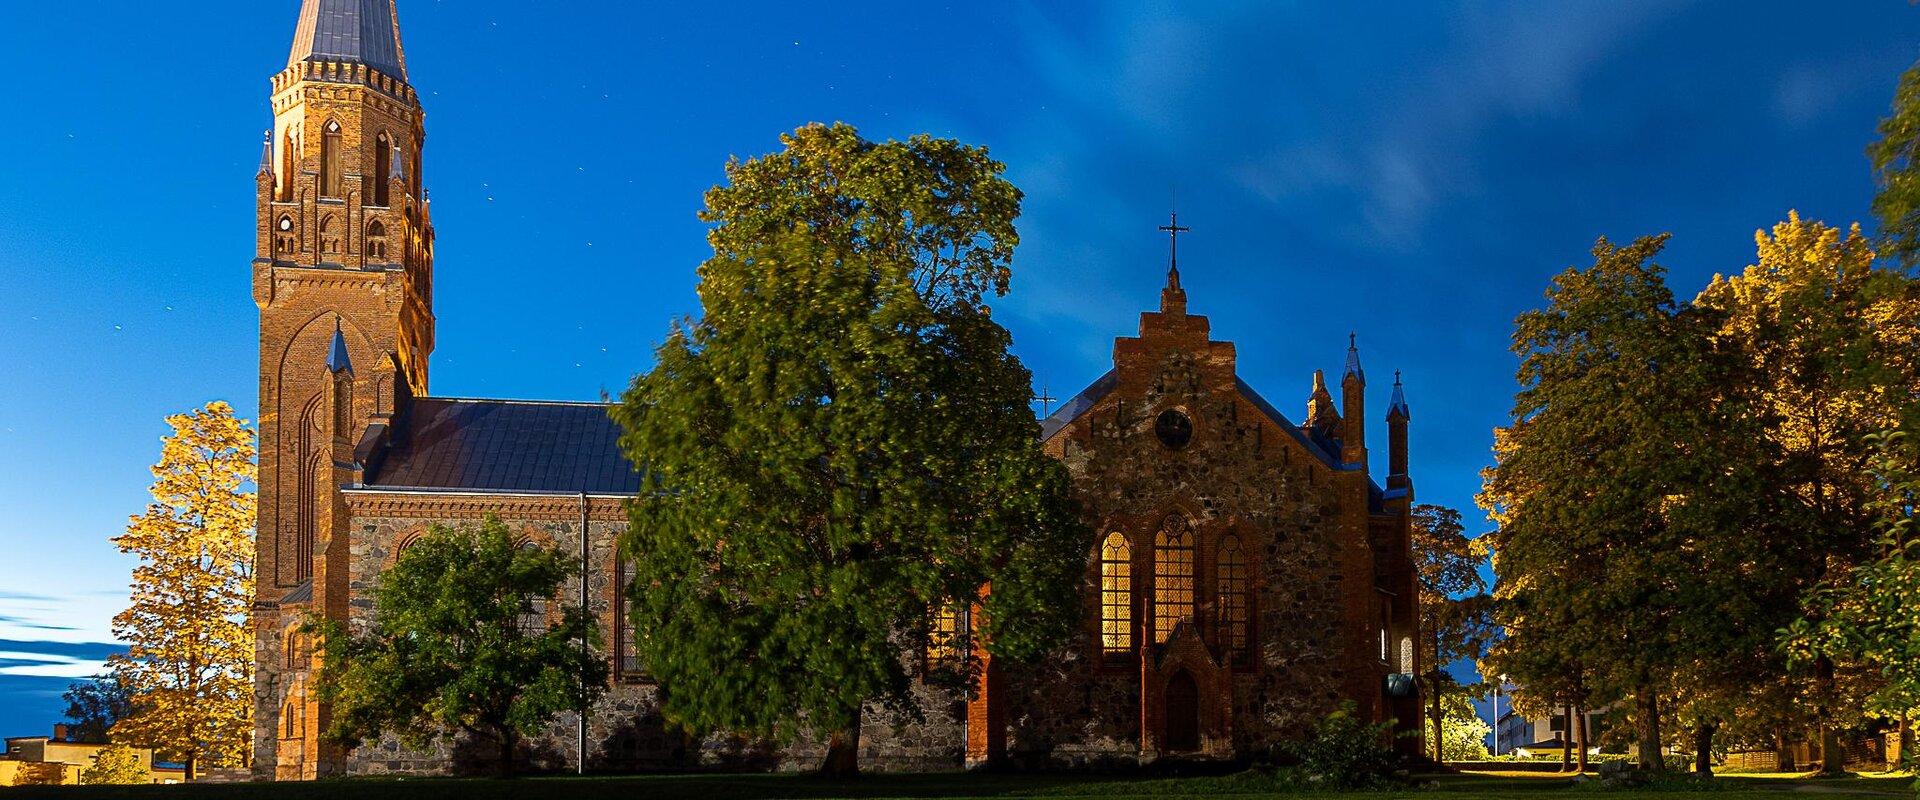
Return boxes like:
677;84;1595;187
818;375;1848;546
1217;534;1249;659
927;603;964;665
1099;532;1132;657
1154;517;1195;643
1400;637;1415;674
279;128;297;202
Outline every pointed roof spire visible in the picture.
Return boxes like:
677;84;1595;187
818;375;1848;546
288;0;409;81
1158;211;1191;291
1306;369;1339;429
1344;332;1364;383
1388;370;1411;420
326;317;354;375
257;130;274;176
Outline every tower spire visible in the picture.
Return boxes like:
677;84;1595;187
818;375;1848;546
1344;332;1364;383
257;130;273;176
326;317;353;375
288;0;408;81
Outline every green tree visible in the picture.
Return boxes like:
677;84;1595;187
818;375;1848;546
79;743;151;785
1481;235;1769;773
1787;430;1920;770
62;673;133;744
611;123;1085;776
312;516;607;776
1409;503;1494;764
1871;60;1920;267
108;401;255;780
1436;691;1493;763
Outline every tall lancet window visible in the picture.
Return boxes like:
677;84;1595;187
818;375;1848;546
1153;517;1195;643
321;120;342;198
1099;531;1132;657
279;129;297;202
373;133;391;206
1217;533;1249;659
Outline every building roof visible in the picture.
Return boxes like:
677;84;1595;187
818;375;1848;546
288;0;408;80
357;397;641;495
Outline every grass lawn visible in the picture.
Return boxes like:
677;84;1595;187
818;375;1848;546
4;769;1913;799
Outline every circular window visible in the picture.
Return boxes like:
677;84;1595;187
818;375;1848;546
1155;409;1193;450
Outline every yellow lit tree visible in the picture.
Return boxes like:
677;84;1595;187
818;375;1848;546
108;401;256;780
1696;212;1916;773
80;743;151;785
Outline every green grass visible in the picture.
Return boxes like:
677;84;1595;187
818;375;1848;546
5;769;1913;800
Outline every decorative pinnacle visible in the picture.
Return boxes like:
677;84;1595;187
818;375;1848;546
258;130;274;175
1388;370;1411;420
326;316;354;375
1344;333;1364;382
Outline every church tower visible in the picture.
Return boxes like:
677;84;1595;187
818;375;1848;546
253;0;433;779
255;0;433;596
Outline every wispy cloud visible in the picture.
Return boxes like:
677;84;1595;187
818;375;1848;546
0;640;120;680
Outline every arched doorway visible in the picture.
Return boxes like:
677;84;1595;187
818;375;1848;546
1165;670;1200;753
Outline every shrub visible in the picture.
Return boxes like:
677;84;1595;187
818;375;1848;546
1280;701;1405;789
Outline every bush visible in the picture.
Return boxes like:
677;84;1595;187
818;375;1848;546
1279;701;1405;789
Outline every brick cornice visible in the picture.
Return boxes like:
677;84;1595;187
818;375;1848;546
341;489;630;521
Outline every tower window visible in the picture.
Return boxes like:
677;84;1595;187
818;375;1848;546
1099;531;1132;658
1153;517;1195;643
367;220;387;261
275;215;295;254
1217;533;1249;660
321;120;342;198
279;129;297;202
373;134;391;206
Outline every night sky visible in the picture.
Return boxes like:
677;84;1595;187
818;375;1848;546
1;0;1916;740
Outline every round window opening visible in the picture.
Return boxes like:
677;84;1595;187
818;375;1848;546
1155;409;1193;449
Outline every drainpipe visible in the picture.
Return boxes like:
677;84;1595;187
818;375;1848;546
578;490;589;775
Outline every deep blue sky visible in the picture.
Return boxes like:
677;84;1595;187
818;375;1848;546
2;0;1916;740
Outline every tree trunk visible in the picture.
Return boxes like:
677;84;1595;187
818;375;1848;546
1636;689;1664;772
1560;705;1574;772
1898;716;1913;771
1431;672;1445;764
1574;698;1590;774
185;754;196;784
497;729;518;778
1816;656;1845;775
1774;731;1795;772
1693;722;1716;776
820;707;862;779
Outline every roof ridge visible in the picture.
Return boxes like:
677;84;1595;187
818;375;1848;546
418;396;616;408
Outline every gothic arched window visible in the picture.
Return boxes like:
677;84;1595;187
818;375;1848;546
1400;636;1415;674
1099;531;1132;657
1217;533;1249;658
320;119;343;198
372;133;392;206
1153;517;1195;643
279;128;297;202
926;602;963;666
515;542;551;635
367;220;387;261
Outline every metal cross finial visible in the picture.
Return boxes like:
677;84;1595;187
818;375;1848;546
1034;387;1058;416
1158;212;1191;289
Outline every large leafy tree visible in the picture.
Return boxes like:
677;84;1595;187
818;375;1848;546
1409;503;1494;764
1697;213;1913;772
1480;236;1771;772
108;401;255;780
313;516;606;776
80;743;152;785
612;123;1085;776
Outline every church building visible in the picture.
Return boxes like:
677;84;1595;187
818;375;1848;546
251;0;1422;779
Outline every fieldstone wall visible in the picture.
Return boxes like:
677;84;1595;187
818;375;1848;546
1001;288;1394;767
335;507;964;776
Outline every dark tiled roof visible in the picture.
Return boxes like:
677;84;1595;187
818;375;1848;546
360;397;640;495
288;0;408;80
1039;370;1118;441
1233;377;1342;470
280;580;313;604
